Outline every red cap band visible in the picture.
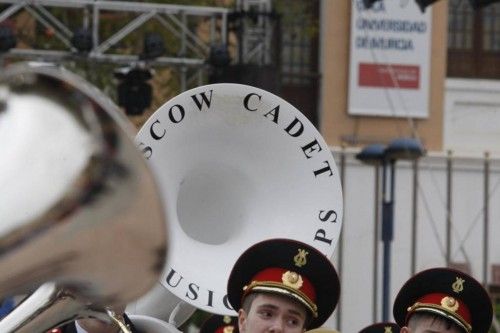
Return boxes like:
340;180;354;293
215;325;236;333
242;267;318;317
248;268;316;302
407;293;472;332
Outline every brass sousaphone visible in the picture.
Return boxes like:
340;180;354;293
0;63;167;332
135;83;343;316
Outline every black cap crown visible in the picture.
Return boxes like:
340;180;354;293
200;315;238;333
359;322;400;333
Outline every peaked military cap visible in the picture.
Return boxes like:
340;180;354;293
200;315;238;333
227;238;340;329
393;267;493;333
358;322;400;333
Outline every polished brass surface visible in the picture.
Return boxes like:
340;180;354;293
0;63;168;332
0;283;107;332
107;308;133;333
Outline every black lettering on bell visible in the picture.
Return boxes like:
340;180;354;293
150;119;166;140
314;229;333;245
186;283;199;300
243;93;261;111
313;161;333;177
207;289;214;307
165;268;183;288
138;143;153;160
301;139;323;159
191;90;213;111
169;104;186;123
319;210;338;223
263;105;280;124
284;117;304;137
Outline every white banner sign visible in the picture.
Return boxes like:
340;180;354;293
348;0;432;118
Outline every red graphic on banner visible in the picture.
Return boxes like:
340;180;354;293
358;63;420;89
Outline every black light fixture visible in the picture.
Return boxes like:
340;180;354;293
0;25;16;52
363;0;383;9
355;143;386;165
414;0;441;12
207;44;231;83
141;32;165;60
385;137;425;161
115;67;153;116
468;0;500;9
71;27;93;53
208;44;231;68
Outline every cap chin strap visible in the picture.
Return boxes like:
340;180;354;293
244;282;318;318
408;304;471;333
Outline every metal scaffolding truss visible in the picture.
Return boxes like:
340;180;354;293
0;0;229;68
235;0;273;65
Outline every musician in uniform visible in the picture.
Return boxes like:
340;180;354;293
392;267;493;333
200;315;239;333
358;322;399;333
226;238;340;333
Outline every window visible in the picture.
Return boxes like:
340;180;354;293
448;0;474;50
448;0;500;78
273;0;320;125
276;0;318;86
482;4;500;51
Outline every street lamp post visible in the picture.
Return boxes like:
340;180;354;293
380;156;394;322
356;137;424;322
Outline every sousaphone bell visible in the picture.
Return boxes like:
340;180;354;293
135;83;343;316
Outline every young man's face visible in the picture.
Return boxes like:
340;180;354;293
238;293;308;333
400;315;463;333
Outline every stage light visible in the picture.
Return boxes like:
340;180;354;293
71;28;93;53
468;0;500;9
115;67;153;116
0;26;16;52
363;0;383;9
208;44;231;68
415;0;441;12
207;44;231;84
141;32;165;60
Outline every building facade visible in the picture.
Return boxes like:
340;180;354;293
317;0;500;331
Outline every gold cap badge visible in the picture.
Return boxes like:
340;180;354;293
384;327;393;333
441;296;459;312
282;271;304;289
452;277;465;293
223;326;234;333
294;249;308;267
